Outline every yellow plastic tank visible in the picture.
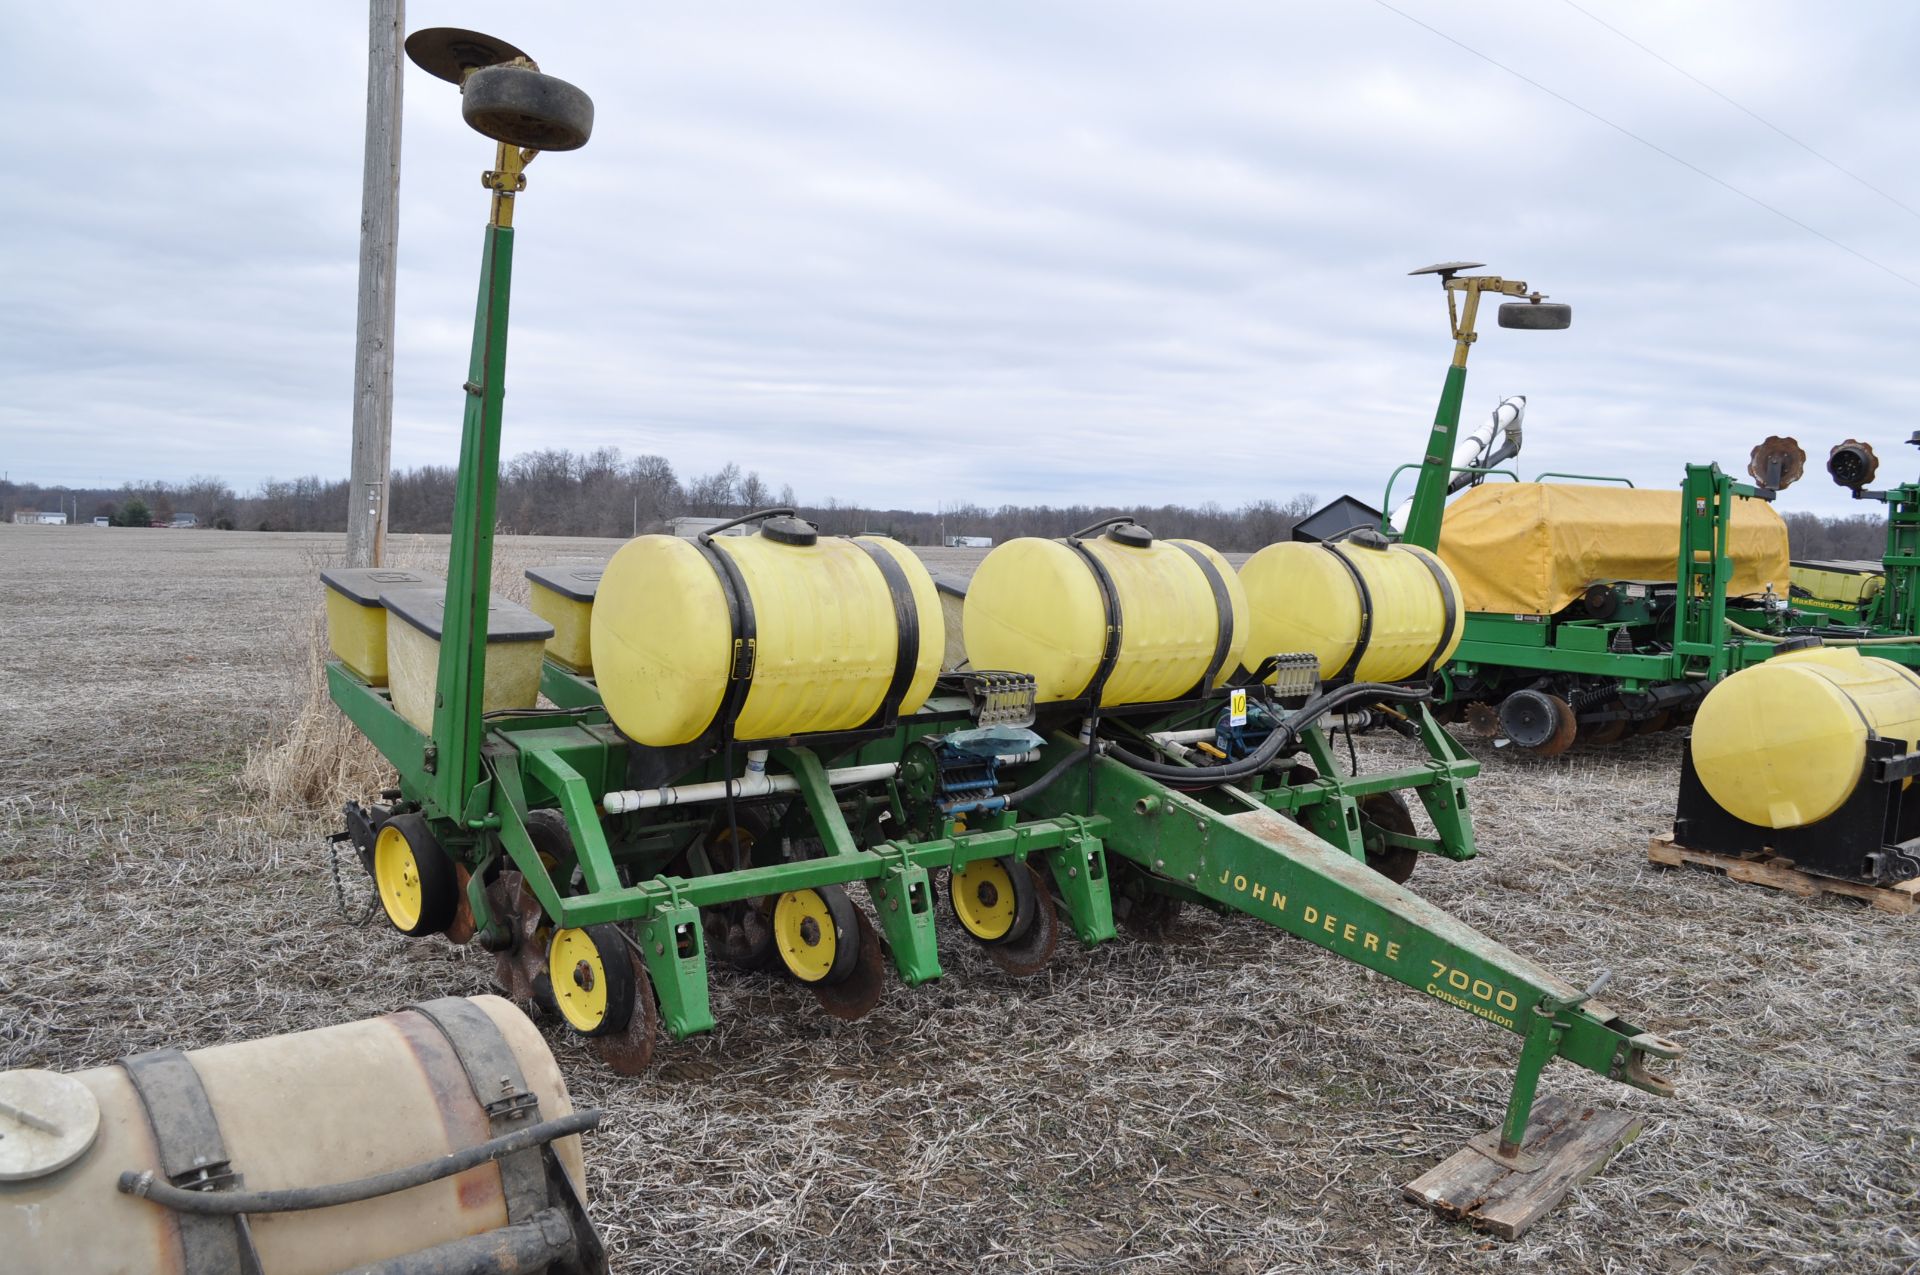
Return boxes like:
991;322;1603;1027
526;563;604;672
961;526;1247;706
320;567;446;686
1238;537;1463;683
1691;646;1920;828
592;517;943;746
1789;559;1883;612
0;996;585;1275
382;587;553;733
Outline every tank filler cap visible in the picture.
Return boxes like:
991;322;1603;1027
1345;527;1390;551
1105;523;1154;548
0;1069;101;1181
759;515;819;547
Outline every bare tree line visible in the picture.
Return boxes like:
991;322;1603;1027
0;451;1894;557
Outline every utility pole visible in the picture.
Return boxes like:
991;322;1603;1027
345;0;405;567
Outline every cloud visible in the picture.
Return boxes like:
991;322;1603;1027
6;1;1919;516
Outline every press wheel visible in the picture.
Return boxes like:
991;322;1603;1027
1635;710;1673;736
984;864;1060;977
698;815;776;971
1359;791;1420;885
372;814;458;937
949;856;1038;945
1580;716;1629;747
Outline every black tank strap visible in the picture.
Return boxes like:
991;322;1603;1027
692;535;757;739
1399;545;1460;681
1063;538;1125;706
1320;543;1375;684
1170;541;1235;700
121;1048;262;1275
407;997;548;1226
854;540;921;729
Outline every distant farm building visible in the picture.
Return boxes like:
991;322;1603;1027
945;535;992;548
12;511;68;525
169;513;199;528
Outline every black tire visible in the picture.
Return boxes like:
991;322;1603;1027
548;923;636;1038
1497;301;1571;330
373;813;459;937
1500;688;1576;754
462;64;594;151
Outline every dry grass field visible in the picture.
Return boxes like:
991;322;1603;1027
2;525;1917;1274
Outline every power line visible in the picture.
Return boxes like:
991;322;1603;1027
1368;0;1920;292
1559;0;1920;225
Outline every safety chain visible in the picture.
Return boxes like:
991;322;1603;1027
326;836;380;926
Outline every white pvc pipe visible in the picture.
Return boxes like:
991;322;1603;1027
603;754;899;814
1149;728;1217;745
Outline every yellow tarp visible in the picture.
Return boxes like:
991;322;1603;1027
1436;482;1792;616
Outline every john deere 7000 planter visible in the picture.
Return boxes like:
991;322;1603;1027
325;31;1678;1192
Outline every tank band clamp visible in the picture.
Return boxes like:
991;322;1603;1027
405;998;548;1228
120;1046;264;1275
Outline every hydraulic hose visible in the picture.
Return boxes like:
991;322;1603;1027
1107;681;1434;785
1726;618;1920;647
117;1110;602;1215
1001;742;1102;808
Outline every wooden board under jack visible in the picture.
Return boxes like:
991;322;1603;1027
1403;1094;1644;1240
1649;832;1920;916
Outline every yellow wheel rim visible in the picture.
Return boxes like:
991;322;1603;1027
773;890;838;983
373;824;423;931
952;859;1017;941
549;928;611;1032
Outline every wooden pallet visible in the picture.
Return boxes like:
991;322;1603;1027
1648;832;1920;915
1404;1094;1643;1240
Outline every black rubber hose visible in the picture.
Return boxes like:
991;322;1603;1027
1108;682;1433;784
117;1110;602;1216
1001;743;1101;808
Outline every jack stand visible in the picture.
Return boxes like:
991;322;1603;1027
1404;972;1651;1239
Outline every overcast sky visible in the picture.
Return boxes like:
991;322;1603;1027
7;2;1918;516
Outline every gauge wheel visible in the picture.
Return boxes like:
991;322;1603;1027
372;814;458;937
949;856;1038;945
546;923;637;1037
773;885;861;986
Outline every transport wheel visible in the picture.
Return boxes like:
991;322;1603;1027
699;815;776;971
1359;792;1420;885
547;923;637;1038
949;856;1038;945
372;814;458;937
810;909;888;1021
773;885;860;985
462;64;594;151
1499;690;1578;757
984;864;1060;977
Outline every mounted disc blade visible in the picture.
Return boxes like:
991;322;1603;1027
594;954;659;1076
810;910;886;1021
985;864;1060;977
